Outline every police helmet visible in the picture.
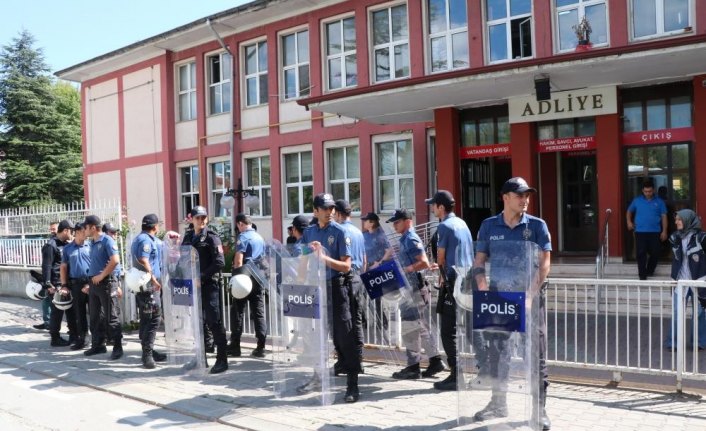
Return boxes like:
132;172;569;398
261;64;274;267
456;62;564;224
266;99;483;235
191;206;208;218
229;274;252;299
25;280;46;301
125;267;151;293
52;290;73;310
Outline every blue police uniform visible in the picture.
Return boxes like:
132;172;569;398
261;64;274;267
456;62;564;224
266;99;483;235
627;194;667;279
230;227;268;351
475;212;552;411
43;236;77;342
87;233;123;350
62;241;90;344
302;221;362;374
364;228;390;268
397;228;440;368
436;212;473;370
131;231;162;358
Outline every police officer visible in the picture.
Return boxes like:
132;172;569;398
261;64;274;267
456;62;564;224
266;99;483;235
34;222;59;331
333;199;366;376
472;177;552;430
227;213;267;358
131;214;168;369
297;193;361;403
60;222;90;350
426;190;473;391
83;215;124;359
386;209;444;379
182;206;228;374
44;220;77;347
288;215;310;256
102;222;123;346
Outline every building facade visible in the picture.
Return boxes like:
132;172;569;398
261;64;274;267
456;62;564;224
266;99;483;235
57;0;706;259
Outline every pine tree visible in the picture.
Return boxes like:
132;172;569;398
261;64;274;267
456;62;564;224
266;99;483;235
0;30;83;208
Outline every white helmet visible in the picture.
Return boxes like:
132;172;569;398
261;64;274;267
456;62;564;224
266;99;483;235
125;267;151;293
230;274;252;299
25;280;46;301
52;290;73;310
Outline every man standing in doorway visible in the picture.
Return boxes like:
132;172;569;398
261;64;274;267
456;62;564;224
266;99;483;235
626;179;668;280
426;190;473;391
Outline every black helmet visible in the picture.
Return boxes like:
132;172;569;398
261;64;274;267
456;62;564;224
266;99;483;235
191;206;208;217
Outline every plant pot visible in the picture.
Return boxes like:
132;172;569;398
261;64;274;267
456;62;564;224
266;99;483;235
575;41;593;52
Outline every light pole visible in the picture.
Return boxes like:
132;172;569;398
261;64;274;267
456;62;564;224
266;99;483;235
220;178;256;215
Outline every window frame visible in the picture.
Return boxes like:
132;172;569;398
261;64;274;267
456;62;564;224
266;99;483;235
323;15;358;92
485;0;534;64
242;39;268;108
243;151;273;217
370;2;411;83
207;52;232;115
629;0;694;41
282;147;314;217
177;61;197;122
325;140;361;212
281;28;310;101
554;0;609;53
178;163;200;220
208;158;231;218
374;134;415;213
426;0;470;73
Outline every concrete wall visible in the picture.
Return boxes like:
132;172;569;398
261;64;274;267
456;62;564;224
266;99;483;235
85;79;119;163
0;266;37;298
123;65;163;158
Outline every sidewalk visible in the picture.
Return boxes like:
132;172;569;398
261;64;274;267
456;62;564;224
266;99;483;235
1;296;705;431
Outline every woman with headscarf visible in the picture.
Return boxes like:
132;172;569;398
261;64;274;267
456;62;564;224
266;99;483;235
665;209;706;351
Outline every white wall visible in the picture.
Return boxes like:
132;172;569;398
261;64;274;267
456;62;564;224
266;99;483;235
88;170;121;203
85;80;119;163
279;100;311;134
123;66;163;158
175;120;197;150
125;163;166;229
206;114;231;145
241;105;269;140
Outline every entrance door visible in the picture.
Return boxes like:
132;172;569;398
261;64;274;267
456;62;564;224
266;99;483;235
562;155;598;252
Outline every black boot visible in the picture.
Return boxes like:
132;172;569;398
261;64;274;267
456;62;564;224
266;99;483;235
474;392;509;422
70;335;86;351
251;339;266;358
433;366;460;391
67;333;78;345
110;339;123;360
392;363;420;379
152;350;167;362
84;344;107;356
210;345;228;374
296;374;322;394
226;341;241;357
344;373;360;403
142;350;156;369
50;333;70;347
422;356;445;377
332;361;345;376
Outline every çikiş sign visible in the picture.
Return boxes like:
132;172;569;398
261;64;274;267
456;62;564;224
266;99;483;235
509;86;617;124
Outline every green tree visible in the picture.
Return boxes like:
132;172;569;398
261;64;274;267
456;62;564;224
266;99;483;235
0;30;83;208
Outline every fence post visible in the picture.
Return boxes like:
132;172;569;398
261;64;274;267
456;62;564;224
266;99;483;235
676;282;684;393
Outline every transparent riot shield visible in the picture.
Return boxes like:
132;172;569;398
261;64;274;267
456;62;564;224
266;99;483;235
267;240;333;405
456;240;541;429
359;233;440;372
161;242;206;375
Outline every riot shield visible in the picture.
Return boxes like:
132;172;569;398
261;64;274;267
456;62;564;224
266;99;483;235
267;240;333;405
161;242;207;375
456;240;541;429
360;233;440;372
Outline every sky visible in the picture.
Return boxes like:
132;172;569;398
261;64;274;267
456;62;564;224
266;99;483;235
1;0;251;75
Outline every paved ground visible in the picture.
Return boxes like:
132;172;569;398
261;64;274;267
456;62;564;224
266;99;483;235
2;296;706;430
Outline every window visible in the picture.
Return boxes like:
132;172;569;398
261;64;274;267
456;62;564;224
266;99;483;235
461;116;510;146
372;4;410;82
209;161;231;218
284;151;313;216
631;0;692;40
486;0;533;62
282;30;310;100
537;117;595;140
325;18;357;90
622;94;692;133
428;0;469;72
208;53;232;115
178;62;196;121
245;156;272;217
327;146;360;211
376;139;414;211
555;0;607;51
180;165;200;218
244;41;268;107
